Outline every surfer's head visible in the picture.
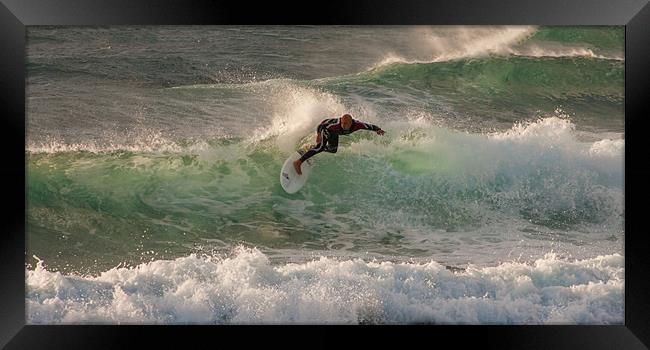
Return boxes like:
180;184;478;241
340;114;353;130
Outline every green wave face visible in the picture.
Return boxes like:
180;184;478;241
325;56;623;131
25;26;624;275
529;26;624;51
363;57;622;96
27;123;623;274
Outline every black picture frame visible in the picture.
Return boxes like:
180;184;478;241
1;0;649;349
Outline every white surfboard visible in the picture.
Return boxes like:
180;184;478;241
280;150;314;194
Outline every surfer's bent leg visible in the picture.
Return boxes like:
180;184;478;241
299;130;328;162
299;148;321;162
325;133;339;153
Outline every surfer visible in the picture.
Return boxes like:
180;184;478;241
293;114;385;175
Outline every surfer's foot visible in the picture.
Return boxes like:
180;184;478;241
293;159;302;175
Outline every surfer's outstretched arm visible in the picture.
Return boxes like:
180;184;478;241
351;120;385;134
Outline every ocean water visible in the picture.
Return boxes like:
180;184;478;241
26;26;625;324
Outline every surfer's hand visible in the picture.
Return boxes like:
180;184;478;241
377;129;385;135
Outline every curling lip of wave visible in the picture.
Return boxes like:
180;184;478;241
371;26;622;69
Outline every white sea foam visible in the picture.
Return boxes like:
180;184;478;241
26;247;623;324
511;43;624;61
347;116;623;178
27;130;213;155
588;138;625;157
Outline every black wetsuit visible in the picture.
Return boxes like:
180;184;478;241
299;118;381;163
